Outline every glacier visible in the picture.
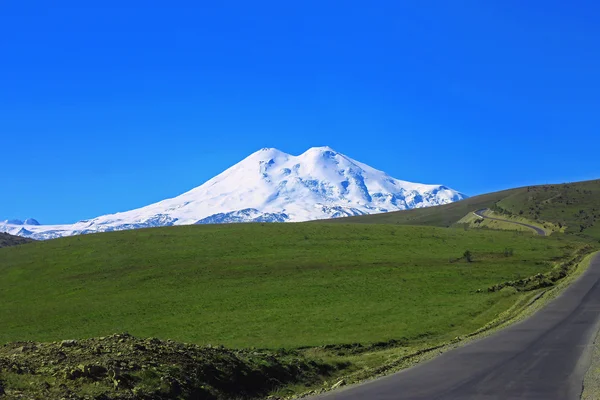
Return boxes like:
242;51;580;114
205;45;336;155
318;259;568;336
1;146;467;240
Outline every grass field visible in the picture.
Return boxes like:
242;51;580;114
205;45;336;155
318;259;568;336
0;223;581;349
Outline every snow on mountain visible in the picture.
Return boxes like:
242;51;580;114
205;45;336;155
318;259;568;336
0;146;467;240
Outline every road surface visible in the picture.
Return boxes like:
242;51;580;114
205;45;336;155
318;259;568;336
473;208;547;236
312;253;600;400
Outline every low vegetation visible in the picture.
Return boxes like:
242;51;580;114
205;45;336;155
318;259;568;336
0;333;341;399
486;244;592;292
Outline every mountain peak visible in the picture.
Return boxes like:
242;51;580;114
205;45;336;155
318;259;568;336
246;147;290;161
303;146;338;155
259;147;280;153
0;147;467;240
307;145;336;151
250;146;339;161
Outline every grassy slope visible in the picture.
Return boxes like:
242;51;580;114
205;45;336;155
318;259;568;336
456;211;538;233
0;223;579;349
496;179;600;240
331;179;600;240
0;232;33;248
456;209;562;235
326;187;526;226
0;334;339;400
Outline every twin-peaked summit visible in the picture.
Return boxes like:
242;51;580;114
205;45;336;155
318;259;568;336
0;147;467;240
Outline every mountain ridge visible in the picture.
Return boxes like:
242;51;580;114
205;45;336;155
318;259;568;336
0;147;467;239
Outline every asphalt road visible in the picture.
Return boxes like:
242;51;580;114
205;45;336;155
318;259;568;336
313;253;600;400
473;208;547;236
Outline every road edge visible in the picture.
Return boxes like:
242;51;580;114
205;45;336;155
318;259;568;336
474;208;548;236
580;251;600;399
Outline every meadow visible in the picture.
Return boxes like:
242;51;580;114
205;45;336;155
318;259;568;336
0;223;580;349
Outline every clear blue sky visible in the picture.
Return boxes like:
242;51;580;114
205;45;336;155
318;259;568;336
2;1;599;224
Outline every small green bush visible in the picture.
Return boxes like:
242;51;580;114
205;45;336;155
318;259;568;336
464;250;473;262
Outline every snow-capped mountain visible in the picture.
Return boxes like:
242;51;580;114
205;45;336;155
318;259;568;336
0;147;467;240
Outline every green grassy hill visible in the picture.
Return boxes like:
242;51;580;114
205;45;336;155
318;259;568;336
0;223;581;349
325;187;525;226
332;179;600;240
0;232;33;248
495;179;600;239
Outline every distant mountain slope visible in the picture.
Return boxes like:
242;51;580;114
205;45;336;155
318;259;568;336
332;179;600;240
0;232;33;248
327;188;523;226
0;147;466;240
495;179;600;239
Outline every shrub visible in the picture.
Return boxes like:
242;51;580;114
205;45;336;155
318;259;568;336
463;250;473;263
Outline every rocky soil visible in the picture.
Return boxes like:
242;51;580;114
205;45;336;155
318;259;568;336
0;333;337;399
0;233;32;248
